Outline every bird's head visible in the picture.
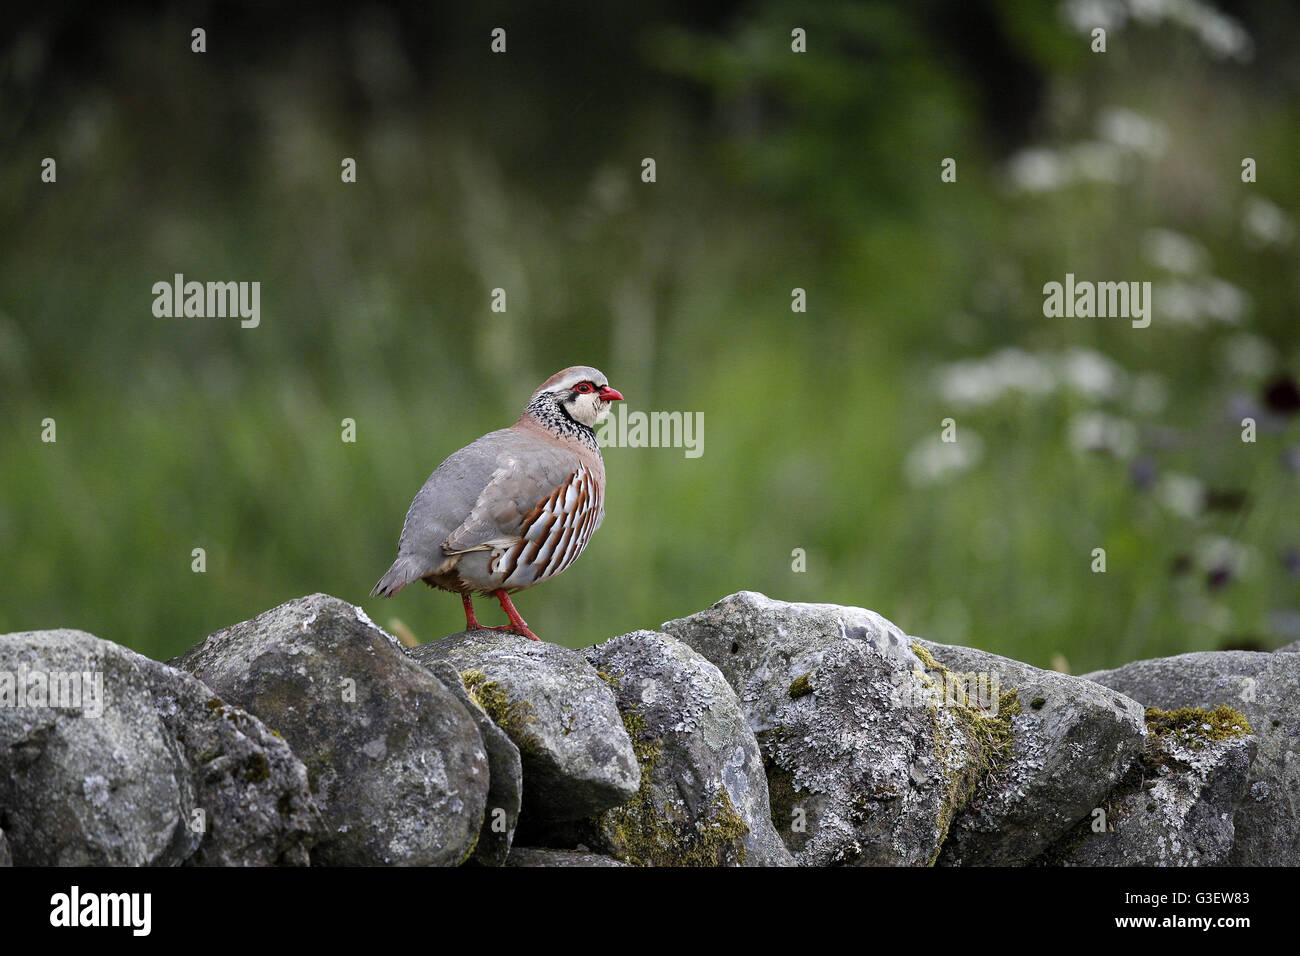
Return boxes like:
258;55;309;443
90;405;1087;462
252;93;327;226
528;366;623;429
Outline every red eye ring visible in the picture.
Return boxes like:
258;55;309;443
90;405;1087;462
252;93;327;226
574;382;595;393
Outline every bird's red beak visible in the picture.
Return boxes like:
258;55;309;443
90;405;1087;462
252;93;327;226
598;385;624;402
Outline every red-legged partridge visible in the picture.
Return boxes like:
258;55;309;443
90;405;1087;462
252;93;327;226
371;366;623;641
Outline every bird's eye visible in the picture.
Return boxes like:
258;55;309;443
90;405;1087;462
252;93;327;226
574;382;595;393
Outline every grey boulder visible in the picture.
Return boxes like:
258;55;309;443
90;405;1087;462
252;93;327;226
661;591;994;866
505;847;629;867
1044;706;1255;866
408;631;639;822
1086;650;1300;866
141;656;323;866
419;658;523;866
174;594;488;866
915;640;1146;866
0;629;191;865
579;630;794;866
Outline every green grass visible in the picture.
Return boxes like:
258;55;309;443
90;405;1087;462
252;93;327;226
2;3;1298;671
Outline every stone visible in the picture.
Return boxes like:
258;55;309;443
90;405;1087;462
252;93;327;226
174;594;488;866
408;631;639;822
661;591;993;866
578;630;793;866
1043;706;1255;866
1085;649;1300;866
0;629;191;865
914;640;1146;865
504;847;628;867
420;658;522;866
140;656;322;866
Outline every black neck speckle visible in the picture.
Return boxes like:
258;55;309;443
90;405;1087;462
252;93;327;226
526;393;600;452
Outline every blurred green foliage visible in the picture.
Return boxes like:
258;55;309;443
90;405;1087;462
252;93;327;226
2;1;1298;671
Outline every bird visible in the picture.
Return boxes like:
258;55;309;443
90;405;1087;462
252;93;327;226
370;366;623;642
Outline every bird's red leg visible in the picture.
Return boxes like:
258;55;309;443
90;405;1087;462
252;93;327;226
461;592;483;631
491;589;540;641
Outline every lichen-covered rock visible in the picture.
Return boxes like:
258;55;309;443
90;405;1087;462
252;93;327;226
661;591;994;866
139;656;323;866
1085;650;1300;866
174;594;488;866
420;658;523;866
0;629;192;865
408;631;639;822
505;847;629;867
576;630;793;866
0;828;11;867
1043;706;1256;866
914;640;1146;866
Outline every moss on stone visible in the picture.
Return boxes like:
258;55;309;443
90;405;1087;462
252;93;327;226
1041;703;1256;863
698;789;751;864
204;695;257;733
755;726;811;854
1137;704;1253;780
910;642;944;673
788;672;814;699
243;751;271;782
592;700;750;867
1144;705;1253;747
458;828;480;866
762;750;800;828
460;668;541;755
910;641;1020;864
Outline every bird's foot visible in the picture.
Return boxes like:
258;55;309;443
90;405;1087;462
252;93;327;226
490;589;541;641
482;623;541;641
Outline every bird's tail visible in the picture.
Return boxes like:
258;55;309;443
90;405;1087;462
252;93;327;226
371;554;429;598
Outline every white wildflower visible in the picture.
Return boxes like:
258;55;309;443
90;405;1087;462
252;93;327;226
1201;278;1249;324
1059;347;1127;400
1069;411;1138;458
1243;197;1295;248
1156;472;1205;518
1006;148;1069;192
904;432;985;487
1062;0;1128;32
1194;535;1254;576
1098;107;1168;158
1142;228;1207;274
936;348;1056;407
